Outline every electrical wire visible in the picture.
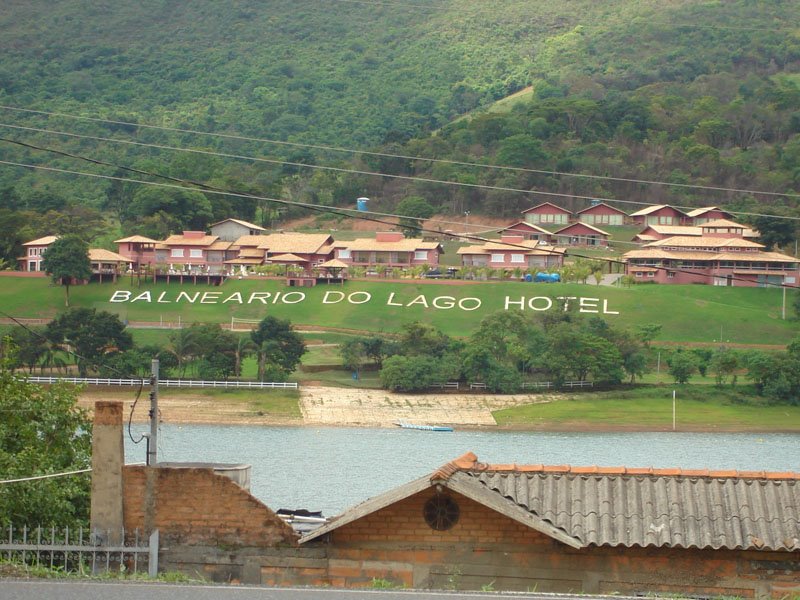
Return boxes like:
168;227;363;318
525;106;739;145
0;469;92;485
2;106;799;205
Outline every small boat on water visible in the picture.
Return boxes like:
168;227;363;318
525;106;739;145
394;421;454;432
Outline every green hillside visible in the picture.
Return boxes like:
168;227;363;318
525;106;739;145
0;277;796;345
0;1;798;239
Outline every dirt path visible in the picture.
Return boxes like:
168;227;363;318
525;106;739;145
78;385;559;428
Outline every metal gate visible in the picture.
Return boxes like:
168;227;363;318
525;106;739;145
0;525;158;577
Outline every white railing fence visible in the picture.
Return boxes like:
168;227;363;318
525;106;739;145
25;376;298;390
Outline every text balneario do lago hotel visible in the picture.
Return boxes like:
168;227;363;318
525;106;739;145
108;290;620;314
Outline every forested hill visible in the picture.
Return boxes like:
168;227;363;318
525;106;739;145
0;0;798;256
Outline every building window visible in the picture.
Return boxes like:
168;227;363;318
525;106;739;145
511;254;524;263
414;250;427;260
647;271;655;278
171;248;184;258
490;253;504;263
635;272;643;278
189;249;203;258
667;271;675;278
423;495;460;531
338;249;351;259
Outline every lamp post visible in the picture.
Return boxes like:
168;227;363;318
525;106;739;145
464;211;470;237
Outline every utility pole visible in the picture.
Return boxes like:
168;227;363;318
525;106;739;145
147;359;159;466
782;286;786;320
672;390;676;431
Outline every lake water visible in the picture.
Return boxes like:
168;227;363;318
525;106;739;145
125;425;800;517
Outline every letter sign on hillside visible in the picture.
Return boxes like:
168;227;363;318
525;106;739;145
107;288;618;315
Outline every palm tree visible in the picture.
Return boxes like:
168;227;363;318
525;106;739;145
166;328;199;378
39;342;67;375
234;335;256;377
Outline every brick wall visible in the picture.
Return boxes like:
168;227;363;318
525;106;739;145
123;465;298;548
119;469;799;597
288;487;799;597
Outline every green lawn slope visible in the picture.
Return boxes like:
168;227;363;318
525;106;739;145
0;276;796;345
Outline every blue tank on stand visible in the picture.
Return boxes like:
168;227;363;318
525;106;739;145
356;197;369;211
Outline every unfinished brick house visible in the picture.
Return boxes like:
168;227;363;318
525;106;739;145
93;404;799;596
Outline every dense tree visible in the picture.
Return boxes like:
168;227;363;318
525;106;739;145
396;196;435;238
126;188;214;233
167;328;199;378
710;347;739;386
188;323;239;380
44;308;133;377
40;206;106;241
0;209;32;265
0;351;92;526
397;321;458;358
40;235;92;307
98;345;178;379
360;336;398;369
7;327;49;374
340;338;367;378
668;351;698;385
748;212;797;251
379;354;454;392
745;340;800;405
250;316;306;381
539;323;623;384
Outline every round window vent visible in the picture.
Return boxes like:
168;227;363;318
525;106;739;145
423;495;460;531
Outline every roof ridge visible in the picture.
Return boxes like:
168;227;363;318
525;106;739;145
447;456;800;480
430;452;479;482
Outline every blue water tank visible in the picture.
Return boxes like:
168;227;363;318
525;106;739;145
356;197;369;211
524;273;533;282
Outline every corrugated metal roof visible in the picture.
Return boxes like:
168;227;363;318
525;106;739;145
467;469;799;551
301;452;800;552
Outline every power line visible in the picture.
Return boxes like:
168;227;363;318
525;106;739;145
2;106;798;203
2;123;800;225
0;136;483;234
0;469;91;485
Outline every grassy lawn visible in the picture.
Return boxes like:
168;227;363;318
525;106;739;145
1;276;797;344
196;388;302;418
79;386;303;419
493;385;800;431
302;368;383;388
